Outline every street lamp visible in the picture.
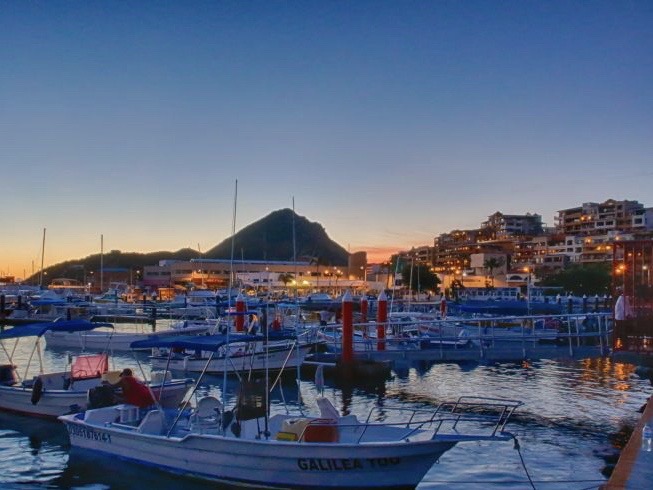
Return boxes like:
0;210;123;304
523;266;533;315
643;264;650;287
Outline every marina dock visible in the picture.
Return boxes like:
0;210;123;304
603;387;653;489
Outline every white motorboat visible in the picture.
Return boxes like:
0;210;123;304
59;334;523;488
136;331;313;374
43;318;217;351
0;319;193;419
317;321;473;353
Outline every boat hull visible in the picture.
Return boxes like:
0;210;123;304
44;325;211;351
0;379;191;419
60;414;455;488
150;344;313;374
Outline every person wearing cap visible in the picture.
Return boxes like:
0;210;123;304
106;368;156;409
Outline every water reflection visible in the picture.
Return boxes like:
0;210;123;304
0;412;69;488
57;449;225;490
0;336;651;489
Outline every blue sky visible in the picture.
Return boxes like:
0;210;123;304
1;1;652;277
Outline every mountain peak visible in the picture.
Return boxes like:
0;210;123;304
204;209;349;265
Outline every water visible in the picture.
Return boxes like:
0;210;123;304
0;326;650;489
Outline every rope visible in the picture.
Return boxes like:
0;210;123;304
512;434;536;489
423;435;606;489
421;480;604;486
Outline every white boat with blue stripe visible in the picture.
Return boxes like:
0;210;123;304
0;319;192;418
59;333;523;488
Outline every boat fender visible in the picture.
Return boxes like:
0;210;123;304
31;377;44;405
222;409;234;430
231;420;241;438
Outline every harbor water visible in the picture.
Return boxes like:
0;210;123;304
0;323;650;489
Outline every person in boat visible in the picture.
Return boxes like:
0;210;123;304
105;368;156;409
270;316;282;331
319;310;330;326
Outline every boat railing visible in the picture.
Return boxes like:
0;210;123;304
350;312;613;352
442;396;523;435
349;396;523;442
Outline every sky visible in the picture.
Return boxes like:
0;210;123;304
1;1;652;278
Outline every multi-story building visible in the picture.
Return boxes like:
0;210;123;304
433;212;543;274
555;199;653;237
432;229;482;273
555;199;653;264
481;212;544;239
395;246;433;267
521;234;570;273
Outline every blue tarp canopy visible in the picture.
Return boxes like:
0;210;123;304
166;302;263;315
451;300;563;316
30;298;67;306
0;319;113;340
130;331;296;351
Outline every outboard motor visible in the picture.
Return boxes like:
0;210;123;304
87;384;118;409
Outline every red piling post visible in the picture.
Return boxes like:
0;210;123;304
235;293;245;332
360;296;368;323
377;290;387;351
341;290;354;363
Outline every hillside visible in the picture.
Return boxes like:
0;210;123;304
34;209;349;281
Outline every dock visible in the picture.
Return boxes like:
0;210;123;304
350;342;609;363
602;390;653;489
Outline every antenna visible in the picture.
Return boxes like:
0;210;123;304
39;228;46;288
224;179;238;414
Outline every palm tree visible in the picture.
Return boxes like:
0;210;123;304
309;256;323;290
483;257;505;288
278;273;295;288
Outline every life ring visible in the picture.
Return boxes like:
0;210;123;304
31;377;44;405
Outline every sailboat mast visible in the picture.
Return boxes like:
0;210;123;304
198;243;204;287
291;197;302;410
229;180;238;298
100;234;104;293
223;179;238;419
292;198;297;301
39;228;46;288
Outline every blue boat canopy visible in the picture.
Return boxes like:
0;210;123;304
29;298;67;306
0;319;113;340
130;332;296;351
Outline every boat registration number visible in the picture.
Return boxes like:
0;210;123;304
67;425;112;444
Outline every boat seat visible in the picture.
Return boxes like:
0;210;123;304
137;410;165;435
191;396;222;432
316;396;340;419
278;417;339;443
84;406;121;425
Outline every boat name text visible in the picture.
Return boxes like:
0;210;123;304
297;457;401;471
